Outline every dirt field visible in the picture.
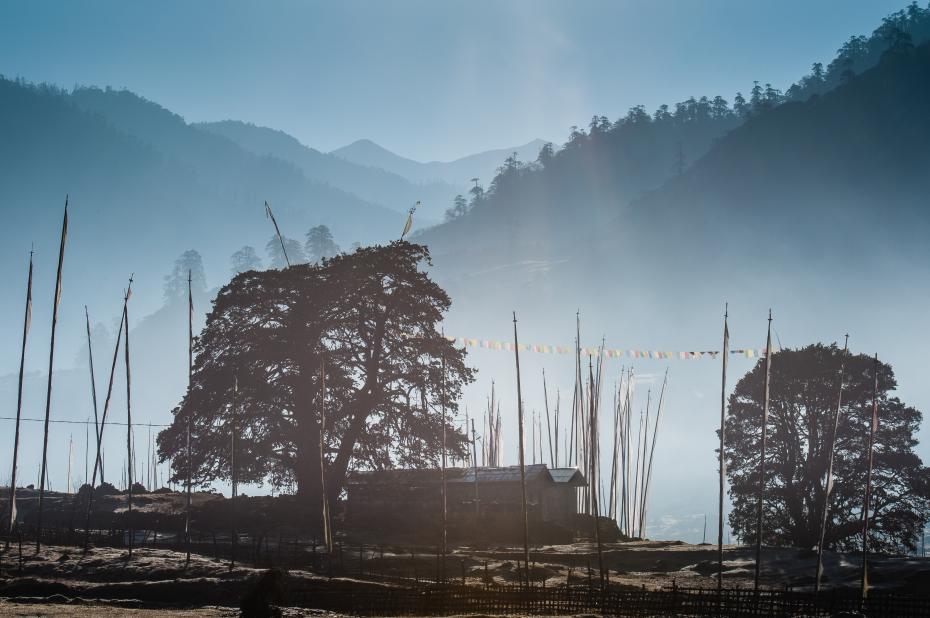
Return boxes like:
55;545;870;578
0;602;239;617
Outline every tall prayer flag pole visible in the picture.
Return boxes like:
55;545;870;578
230;376;238;570
264;201;291;267
440;339;448;582
123;284;134;558
36;198;68;551
401;201;419;239
185;270;194;568
512;312;531;587
754;309;773;591
319;346;333;556
860;354;879;604
717;304;729;593
7;250;33;533
85;306;103;477
815;334;849;594
83;277;132;553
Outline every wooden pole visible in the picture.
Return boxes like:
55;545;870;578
860;354;879;604
36;199;68;552
264;201;291;267
637;387;653;538
7;250;33;533
815;335;848;594
640;369;668;538
84;306;103;481
588;358;606;587
631;392;647;536
440;339;447;583
554;390;560;468
470;419;480;524
124;287;134;558
230;376;238;571
512;312;531;587
718;305;729;594
320;347;333;555
754;309;773;591
543;373;553;468
83;279;131;553
185;270;193;567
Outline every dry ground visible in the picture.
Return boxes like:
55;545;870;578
0;539;927;614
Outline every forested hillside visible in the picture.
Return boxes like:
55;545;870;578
197;120;457;221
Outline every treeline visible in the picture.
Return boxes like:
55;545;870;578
437;2;930;225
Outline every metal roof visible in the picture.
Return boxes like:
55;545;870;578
548;467;587;486
450;464;552;484
349;464;557;486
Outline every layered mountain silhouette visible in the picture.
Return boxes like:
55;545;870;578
332;137;548;189
196;121;457;222
418;34;930;320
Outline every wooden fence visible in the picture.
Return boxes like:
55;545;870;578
287;582;930;617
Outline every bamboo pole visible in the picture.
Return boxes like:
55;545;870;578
631;393;647;536
36;199;68;552
320;347;333;555
639;369;668;538
470;419;480;524
754;310;773;591
637;388;652;538
718;305;729;594
815;335;848;594
7;250;33;533
512;312;530;587
440;337;447;582
860;354;879;604
124;287;134;558
588;359;606;587
185;271;193;567
554;390;560;468
84;306;103;480
543;371;553;468
82;279;132;552
230;376;237;571
264;201;291;267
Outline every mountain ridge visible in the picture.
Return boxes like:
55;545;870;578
332;137;548;188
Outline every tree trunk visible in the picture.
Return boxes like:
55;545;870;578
294;368;323;512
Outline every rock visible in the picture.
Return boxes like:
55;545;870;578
687;560;722;576
240;568;288;618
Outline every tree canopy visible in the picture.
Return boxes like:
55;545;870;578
305;224;340;262
724;344;930;554
230;245;262;275
163;249;206;301
266;235;306;268
157;241;474;508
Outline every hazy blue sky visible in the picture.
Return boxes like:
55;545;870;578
0;1;910;160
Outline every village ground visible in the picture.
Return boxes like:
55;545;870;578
2;489;929;614
0;539;929;615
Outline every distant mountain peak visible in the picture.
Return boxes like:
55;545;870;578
330;137;548;187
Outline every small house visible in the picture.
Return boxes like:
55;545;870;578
346;464;586;541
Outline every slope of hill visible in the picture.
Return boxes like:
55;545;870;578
0;78;406;385
196;120;455;223
332;138;548;188
410;42;930;544
627;42;930;262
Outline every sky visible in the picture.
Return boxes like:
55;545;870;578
0;0;912;161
